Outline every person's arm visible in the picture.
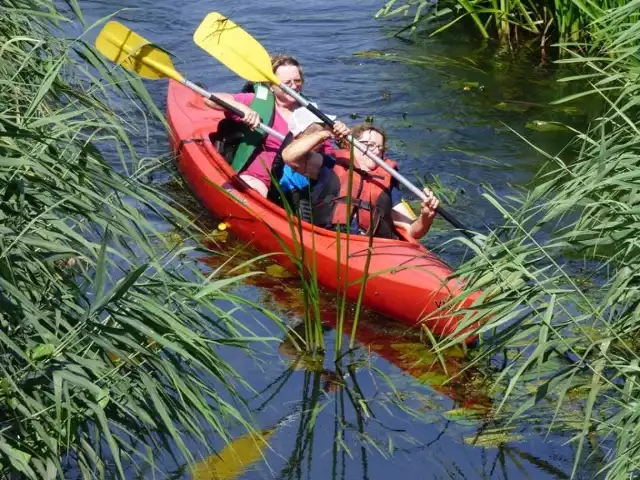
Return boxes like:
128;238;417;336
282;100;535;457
282;130;332;172
202;94;261;129
282;122;350;176
391;187;439;239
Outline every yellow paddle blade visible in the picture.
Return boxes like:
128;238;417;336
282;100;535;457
95;21;183;82
401;199;418;220
193;12;279;85
190;429;274;480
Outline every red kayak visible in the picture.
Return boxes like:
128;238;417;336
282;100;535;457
167;80;482;343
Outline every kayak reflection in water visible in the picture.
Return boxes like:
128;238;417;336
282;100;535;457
283;122;440;240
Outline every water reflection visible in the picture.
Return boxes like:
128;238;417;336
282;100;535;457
188;243;594;479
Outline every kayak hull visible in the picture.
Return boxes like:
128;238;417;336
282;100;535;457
167;80;481;343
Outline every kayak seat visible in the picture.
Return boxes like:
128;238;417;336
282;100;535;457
209;119;244;165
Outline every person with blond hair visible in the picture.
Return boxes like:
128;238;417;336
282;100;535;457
204;55;306;197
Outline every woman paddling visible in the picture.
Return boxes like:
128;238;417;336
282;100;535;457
203;54;304;197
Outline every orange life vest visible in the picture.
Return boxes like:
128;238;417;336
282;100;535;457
330;149;398;237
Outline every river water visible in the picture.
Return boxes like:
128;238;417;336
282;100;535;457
79;0;597;478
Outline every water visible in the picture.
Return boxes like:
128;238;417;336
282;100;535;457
78;1;598;478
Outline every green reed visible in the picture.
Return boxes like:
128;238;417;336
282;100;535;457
377;0;637;49
271;143;374;359
0;1;280;478
440;1;640;477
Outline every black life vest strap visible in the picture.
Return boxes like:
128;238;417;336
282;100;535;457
266;132;294;204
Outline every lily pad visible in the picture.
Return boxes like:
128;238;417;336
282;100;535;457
493;101;530;113
265;264;294;279
161;231;184;249
570;325;605;341
463;430;523;447
525;120;569;132
443;407;488;425
202;229;229;243
29;343;55;361
417;371;449;386
294;354;326;373
390;342;436;364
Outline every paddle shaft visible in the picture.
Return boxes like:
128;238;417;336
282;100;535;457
183;80;285;141
277;84;477;240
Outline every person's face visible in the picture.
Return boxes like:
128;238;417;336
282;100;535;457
356;129;385;166
272;64;303;109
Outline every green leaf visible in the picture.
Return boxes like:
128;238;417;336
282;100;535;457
63;0;85;25
90;230;109;315
29;343;55;361
25;56;66;119
0;443;34;476
90;263;147;315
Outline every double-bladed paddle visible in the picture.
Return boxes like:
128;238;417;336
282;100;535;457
94;21;286;142
193;12;482;245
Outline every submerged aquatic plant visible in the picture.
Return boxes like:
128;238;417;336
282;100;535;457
0;1;279;478
444;1;640;477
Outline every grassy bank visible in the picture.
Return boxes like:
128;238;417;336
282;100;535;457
443;1;640;477
376;0;638;57
0;1;280;478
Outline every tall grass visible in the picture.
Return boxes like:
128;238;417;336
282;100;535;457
376;0;638;51
441;1;640;477
0;1;279;478
265;146;375;360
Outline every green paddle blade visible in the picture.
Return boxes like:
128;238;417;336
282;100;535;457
193;12;279;85
95;21;182;82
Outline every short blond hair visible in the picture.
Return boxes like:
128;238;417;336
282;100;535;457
271;54;304;83
244;55;304;93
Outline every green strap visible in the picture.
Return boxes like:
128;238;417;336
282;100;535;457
230;85;275;172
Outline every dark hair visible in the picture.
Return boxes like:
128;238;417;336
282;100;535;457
351;122;387;146
240;81;255;93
